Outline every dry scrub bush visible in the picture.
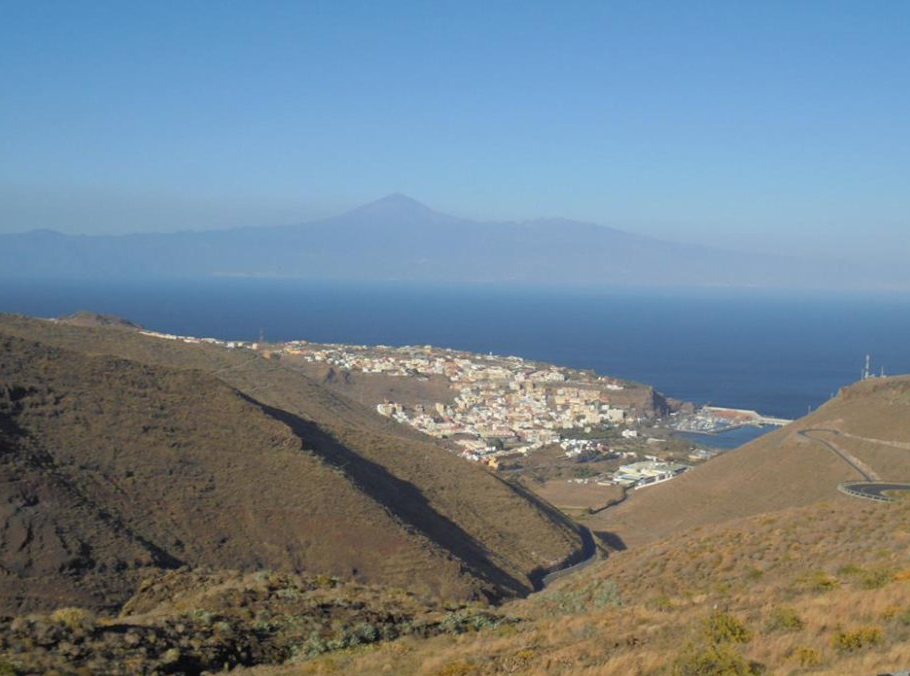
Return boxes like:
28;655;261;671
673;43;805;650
48;607;95;630
703;611;751;645
831;626;883;653
670;642;763;676
787;645;823;667
763;606;804;633
794;570;839;593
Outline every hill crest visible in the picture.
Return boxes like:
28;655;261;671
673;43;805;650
589;373;910;548
0;314;586;613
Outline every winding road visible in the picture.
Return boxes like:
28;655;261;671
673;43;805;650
540;525;599;588
799;428;910;502
799;429;879;481
839;482;910;502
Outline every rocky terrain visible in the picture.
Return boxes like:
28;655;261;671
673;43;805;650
0;569;509;676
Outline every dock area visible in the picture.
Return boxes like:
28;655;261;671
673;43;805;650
670;405;793;435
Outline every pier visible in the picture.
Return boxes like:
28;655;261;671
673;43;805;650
703;406;793;427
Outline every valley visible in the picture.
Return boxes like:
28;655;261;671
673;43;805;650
1;312;910;676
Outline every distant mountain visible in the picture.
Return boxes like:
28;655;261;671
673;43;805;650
1;193;906;288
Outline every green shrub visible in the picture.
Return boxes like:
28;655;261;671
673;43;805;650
591;579;623;608
346;622;379;644
0;660;19;676
292;633;329;659
276;586;302;600
439;610;501;634
550;579;622;614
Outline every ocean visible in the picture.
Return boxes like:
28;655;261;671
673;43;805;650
2;277;909;421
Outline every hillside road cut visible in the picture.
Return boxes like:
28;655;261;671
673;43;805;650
799;428;910;502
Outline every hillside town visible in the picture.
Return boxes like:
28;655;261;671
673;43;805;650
134;328;786;489
273;340;668;458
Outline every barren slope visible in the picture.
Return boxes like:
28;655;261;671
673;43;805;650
0;315;585;611
0;334;489;612
590;375;910;548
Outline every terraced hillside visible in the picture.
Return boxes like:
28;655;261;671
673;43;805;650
0;314;586;614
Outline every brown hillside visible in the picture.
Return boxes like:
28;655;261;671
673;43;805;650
278;496;910;676
0;315;585;611
0;334;480;612
589;375;910;549
286;359;458;408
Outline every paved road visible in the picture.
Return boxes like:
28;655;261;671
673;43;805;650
799;428;910;502
840;482;910;502
799;429;877;481
540;525;599;588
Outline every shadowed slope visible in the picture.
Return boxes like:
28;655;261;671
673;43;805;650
0;334;491;612
0;315;586;611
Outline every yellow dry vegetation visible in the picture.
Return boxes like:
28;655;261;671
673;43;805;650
589;375;910;548
239;497;910;676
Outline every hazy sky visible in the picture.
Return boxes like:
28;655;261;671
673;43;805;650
2;2;909;263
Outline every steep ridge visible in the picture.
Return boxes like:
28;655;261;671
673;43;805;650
0;378;173;611
591;374;910;548
0;315;585;611
0;334;481;612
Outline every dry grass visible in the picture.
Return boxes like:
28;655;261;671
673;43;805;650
236;497;910;676
6;315;910;674
527;480;624;513
590;375;910;550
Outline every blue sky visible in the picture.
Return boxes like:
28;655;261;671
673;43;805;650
1;1;908;262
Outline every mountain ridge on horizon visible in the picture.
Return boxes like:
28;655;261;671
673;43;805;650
2;193;907;289
6;193;644;237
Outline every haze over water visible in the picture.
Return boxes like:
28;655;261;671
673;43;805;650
3;278;909;420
